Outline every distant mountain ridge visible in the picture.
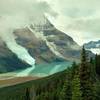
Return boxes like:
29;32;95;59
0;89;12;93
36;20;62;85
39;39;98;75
84;40;100;54
84;40;100;49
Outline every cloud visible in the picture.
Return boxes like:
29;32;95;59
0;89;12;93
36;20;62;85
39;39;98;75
43;0;100;45
0;0;99;47
0;0;56;65
0;0;57;26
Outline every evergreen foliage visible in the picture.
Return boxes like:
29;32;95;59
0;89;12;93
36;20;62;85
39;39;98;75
25;88;30;100
79;46;94;100
72;70;82;100
0;50;100;100
95;54;100;76
60;71;72;100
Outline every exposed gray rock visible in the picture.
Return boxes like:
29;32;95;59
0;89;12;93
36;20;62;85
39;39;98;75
0;38;30;73
14;19;81;63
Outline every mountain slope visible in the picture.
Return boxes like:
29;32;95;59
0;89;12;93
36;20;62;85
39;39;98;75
84;40;100;54
0;18;95;73
84;40;100;49
0;39;30;73
14;19;81;63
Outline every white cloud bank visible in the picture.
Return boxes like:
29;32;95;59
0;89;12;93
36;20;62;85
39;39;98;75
0;0;99;55
0;0;56;65
42;0;100;45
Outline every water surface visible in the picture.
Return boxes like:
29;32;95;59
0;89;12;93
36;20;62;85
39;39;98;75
16;62;72;77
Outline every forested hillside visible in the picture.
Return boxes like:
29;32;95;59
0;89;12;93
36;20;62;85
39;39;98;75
0;47;100;100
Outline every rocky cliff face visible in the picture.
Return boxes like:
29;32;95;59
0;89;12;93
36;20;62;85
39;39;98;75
0;38;30;73
84;40;100;49
0;18;82;73
84;40;100;54
14;19;81;64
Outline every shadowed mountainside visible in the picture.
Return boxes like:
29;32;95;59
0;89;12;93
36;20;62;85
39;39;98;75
14;19;81;64
0;39;30;73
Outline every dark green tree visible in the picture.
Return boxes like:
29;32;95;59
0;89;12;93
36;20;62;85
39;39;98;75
79;46;94;100
95;54;100;75
72;71;82;100
25;88;30;100
71;62;78;79
90;57;96;82
60;71;72;100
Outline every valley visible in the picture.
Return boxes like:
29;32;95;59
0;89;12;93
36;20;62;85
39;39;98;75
0;62;72;87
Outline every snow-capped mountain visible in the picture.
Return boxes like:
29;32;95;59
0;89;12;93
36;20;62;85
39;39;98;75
14;18;81;64
84;40;100;49
0;18;82;73
84;40;100;54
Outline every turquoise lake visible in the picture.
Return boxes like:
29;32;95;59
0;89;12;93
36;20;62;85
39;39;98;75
16;62;72;77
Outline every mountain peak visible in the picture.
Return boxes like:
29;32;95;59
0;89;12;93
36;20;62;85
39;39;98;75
30;16;54;32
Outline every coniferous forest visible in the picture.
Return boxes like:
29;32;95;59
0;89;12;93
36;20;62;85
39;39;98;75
0;0;100;100
0;47;100;100
34;47;100;100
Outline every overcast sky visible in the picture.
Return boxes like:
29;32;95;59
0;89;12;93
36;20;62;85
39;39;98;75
0;0;100;45
42;0;100;45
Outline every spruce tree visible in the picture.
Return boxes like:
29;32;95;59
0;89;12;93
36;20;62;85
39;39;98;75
95;54;100;75
60;71;72;100
71;62;78;79
80;46;94;100
25;88;30;100
90;57;96;81
72;70;82;100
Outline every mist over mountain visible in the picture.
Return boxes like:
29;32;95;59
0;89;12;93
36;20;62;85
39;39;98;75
14;18;81;64
84;40;100;49
84;40;100;54
0;1;99;100
0;0;96;74
0;18;80;73
0;16;96;73
0;38;31;73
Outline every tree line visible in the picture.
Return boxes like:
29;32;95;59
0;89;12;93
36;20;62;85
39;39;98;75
34;46;100;100
4;46;99;100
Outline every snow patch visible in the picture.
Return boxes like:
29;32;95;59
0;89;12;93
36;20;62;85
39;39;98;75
90;48;100;54
28;26;65;58
16;65;35;77
46;42;65;58
88;48;100;54
96;44;100;48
